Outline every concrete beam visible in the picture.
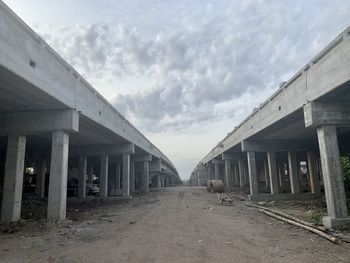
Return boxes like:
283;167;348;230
304;101;350;127
133;154;152;162
241;139;316;152
70;143;134;157
212;159;224;165
0;110;79;134
221;152;243;160
150;158;161;172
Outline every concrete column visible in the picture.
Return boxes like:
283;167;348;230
140;161;150;193
224;160;231;188
156;173;161;188
87;163;94;184
116;163;121;191
263;159;270;189
122;154;130;196
238;159;245;189
214;163;220;180
288;151;300;194
36;159;47;199
47;131;69;221
234;163;240;186
1;134;26;223
78;157;87;198
317;125;350;229
247;152;258;195
207;165;212;180
267;152;279;195
130;161;135;194
99;154;108;198
307;151;321;194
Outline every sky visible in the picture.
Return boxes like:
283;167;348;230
4;0;350;180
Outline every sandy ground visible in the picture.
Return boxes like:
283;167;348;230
1;187;350;263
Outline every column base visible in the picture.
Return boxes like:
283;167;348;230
248;193;321;202
323;216;350;230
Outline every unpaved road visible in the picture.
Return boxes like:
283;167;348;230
1;187;350;263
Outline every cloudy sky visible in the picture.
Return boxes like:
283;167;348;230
4;0;350;179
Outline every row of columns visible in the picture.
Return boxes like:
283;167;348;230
1;131;175;224
206;124;349;229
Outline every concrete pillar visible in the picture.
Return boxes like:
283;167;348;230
130;161;135;194
122;154;130;196
288;151;300;194
267;152;279;195
116;163;121;191
224;160;231;188
238;159;245;189
87;163;94;184
140;162;149;192
214;163;220;180
263;159;270;189
307;151;321;194
36;159;47;199
317;125;350;229
47;131;69;221
234;163;240;186
156;173;161;188
247;152;258;195
1;134;26;223
78;157;87;198
100;154;108;198
207;165;212;180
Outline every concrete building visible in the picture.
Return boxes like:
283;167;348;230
0;2;179;224
193;26;350;230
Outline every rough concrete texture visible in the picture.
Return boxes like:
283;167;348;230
1;134;26;223
1;187;350;263
47;131;69;221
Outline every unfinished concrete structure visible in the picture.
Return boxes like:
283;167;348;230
193;26;350;230
0;2;180;224
190;163;208;186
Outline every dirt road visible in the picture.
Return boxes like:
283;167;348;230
1;187;350;263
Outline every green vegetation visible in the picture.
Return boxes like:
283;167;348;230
310;210;322;225
341;157;350;192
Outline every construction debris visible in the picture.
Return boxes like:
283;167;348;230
217;193;234;205
258;208;339;244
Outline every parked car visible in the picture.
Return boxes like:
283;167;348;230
67;178;100;197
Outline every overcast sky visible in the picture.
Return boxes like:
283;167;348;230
4;0;350;180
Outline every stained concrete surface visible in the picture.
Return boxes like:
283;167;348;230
0;187;350;263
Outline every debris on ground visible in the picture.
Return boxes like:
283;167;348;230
217;193;234;205
246;203;339;244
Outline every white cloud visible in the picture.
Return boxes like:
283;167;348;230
30;0;350;178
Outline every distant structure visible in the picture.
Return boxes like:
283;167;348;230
190;163;208;186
